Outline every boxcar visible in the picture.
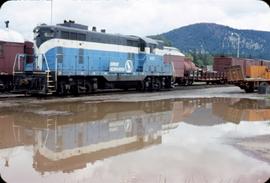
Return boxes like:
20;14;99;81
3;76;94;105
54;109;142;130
0;28;33;91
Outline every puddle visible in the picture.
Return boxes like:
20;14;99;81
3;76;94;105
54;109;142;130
0;98;270;183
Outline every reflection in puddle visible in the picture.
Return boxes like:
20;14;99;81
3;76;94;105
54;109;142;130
0;98;270;182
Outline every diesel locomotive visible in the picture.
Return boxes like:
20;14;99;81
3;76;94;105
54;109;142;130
13;21;179;95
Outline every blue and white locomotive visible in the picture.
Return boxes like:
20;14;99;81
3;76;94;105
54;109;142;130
14;20;178;95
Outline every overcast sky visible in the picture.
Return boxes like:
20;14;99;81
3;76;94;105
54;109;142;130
0;0;269;40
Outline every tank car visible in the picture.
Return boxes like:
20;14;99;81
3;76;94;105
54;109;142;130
13;21;175;95
0;22;33;92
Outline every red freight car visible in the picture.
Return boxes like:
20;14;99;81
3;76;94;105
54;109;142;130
0;26;33;92
213;56;266;77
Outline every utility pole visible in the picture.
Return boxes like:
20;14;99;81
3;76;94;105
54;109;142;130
237;35;240;58
50;0;53;24
231;32;240;58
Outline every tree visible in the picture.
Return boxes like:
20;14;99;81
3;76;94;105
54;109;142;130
186;52;213;67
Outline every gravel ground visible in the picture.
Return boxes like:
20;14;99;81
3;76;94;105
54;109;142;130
0;85;268;107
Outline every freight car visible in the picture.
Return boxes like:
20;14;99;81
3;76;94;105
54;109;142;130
13;21;174;95
164;53;197;86
166;54;229;86
193;56;270;86
167;54;227;86
0;22;33;92
213;56;268;75
216;55;270;93
227;65;270;93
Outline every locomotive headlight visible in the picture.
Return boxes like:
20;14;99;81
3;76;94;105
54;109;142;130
33;28;40;39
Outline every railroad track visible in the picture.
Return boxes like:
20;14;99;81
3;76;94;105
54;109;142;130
0;83;231;101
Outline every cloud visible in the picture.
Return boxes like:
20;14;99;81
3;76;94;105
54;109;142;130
0;0;269;40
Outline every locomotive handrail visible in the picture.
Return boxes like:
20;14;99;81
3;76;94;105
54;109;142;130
12;54;18;74
13;53;26;74
13;53;51;73
42;54;50;72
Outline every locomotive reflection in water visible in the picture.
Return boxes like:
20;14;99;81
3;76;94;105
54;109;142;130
0;98;270;182
0;100;190;173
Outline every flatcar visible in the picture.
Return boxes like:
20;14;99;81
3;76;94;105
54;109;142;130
13;21;176;95
0;22;33;92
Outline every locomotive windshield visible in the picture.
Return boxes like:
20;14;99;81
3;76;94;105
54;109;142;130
44;31;54;38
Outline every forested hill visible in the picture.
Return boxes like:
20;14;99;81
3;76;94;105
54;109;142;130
150;23;270;60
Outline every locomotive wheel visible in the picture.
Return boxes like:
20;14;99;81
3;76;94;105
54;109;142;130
85;81;92;93
144;78;152;92
58;82;68;95
154;78;161;91
77;80;87;94
92;78;98;91
145;81;151;92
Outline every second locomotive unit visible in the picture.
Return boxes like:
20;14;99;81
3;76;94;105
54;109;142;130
14;21;177;95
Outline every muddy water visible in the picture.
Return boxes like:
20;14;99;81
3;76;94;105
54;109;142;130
0;98;270;183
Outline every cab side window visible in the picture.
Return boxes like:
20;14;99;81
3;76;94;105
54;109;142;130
150;46;153;54
62;31;69;39
140;43;145;52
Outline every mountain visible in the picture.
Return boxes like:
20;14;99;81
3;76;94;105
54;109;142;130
150;23;270;60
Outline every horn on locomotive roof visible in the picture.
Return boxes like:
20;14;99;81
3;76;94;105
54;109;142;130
63;20;75;23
